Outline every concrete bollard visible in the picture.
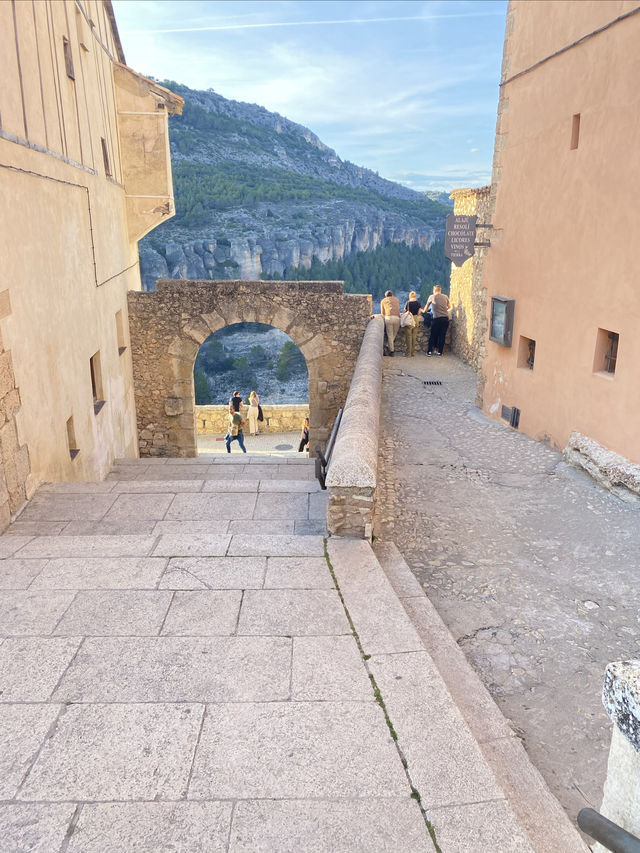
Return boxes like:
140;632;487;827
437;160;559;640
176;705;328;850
593;660;640;852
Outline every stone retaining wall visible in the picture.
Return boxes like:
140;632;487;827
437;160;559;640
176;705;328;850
195;404;309;435
448;186;492;375
326;316;383;538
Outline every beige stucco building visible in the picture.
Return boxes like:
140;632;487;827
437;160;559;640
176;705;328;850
477;1;640;465
0;0;182;527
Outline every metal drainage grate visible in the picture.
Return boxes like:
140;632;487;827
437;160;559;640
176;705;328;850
423;380;443;386
275;444;294;450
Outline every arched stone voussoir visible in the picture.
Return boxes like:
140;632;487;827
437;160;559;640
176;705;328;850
182;318;212;345
168;337;200;362
300;333;334;362
201;312;225;335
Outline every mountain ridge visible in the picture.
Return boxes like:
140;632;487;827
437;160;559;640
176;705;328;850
139;81;451;290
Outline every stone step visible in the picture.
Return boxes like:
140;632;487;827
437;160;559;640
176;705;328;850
372;540;589;853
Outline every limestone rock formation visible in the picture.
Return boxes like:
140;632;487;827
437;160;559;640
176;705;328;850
139;82;448;290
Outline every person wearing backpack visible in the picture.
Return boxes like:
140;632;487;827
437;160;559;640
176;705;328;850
225;410;247;453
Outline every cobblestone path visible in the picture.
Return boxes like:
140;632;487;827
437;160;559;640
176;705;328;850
374;352;640;822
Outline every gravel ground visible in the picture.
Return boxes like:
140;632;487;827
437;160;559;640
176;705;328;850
374;351;640;824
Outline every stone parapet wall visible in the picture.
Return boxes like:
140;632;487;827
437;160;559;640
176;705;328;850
326;316;383;538
128;280;371;458
195;404;309;435
448;186;492;378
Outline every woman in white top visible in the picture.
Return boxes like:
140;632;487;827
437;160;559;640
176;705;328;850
247;391;260;435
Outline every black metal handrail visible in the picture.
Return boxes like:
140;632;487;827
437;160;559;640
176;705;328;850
314;408;343;489
578;808;640;853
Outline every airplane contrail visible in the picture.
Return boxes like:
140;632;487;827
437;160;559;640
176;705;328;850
123;11;505;36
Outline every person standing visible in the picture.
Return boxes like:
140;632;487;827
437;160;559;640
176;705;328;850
380;290;401;356
298;417;310;453
426;285;451;356
247;390;260;436
225;410;247;453
403;291;422;357
229;391;243;413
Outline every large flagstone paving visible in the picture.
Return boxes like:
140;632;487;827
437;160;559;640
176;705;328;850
0;457;437;851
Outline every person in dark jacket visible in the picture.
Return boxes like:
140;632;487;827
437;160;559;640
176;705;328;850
298;417;310;453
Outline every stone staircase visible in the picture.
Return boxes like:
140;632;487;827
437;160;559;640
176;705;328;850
0;455;587;851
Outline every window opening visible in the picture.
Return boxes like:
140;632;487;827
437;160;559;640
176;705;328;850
90;351;105;414
62;36;75;80
101;137;111;177
570;114;580;150
517;335;536;370
115;310;126;355
593;328;619;377
66;416;79;459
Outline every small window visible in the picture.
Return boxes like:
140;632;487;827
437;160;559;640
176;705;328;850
62;36;75;80
66;416;79;459
517;335;536;370
593;328;619;376
90;351;105;414
115;310;126;355
101;137;111;177
570;114;580;150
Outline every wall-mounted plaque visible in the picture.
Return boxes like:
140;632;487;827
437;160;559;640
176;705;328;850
490;296;515;347
444;214;477;266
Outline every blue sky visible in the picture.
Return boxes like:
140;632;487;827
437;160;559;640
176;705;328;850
112;0;508;192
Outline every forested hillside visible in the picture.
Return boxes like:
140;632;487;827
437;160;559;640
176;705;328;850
139;82;451;289
261;242;451;303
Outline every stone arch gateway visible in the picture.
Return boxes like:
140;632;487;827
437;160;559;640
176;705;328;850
128;280;372;457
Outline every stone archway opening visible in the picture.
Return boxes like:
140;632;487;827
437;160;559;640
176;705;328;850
193;322;310;455
127;279;372;459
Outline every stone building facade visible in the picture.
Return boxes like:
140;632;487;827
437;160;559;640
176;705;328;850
478;0;640;464
447;187;492;390
128;280;372;458
0;0;182;528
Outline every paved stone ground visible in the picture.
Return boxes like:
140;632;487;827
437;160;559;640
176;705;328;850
197;430;305;456
0;456;437;852
374;352;640;824
0;451;553;851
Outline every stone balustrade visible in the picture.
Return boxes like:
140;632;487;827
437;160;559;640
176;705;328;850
325;316;383;538
594;660;640;850
195;404;309;435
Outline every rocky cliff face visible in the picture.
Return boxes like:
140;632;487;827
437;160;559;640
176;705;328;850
139;82;448;290
141;201;438;289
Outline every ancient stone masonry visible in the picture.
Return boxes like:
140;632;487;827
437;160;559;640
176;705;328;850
128;280;372;457
326;316;383;538
448;187;492;388
0;307;32;531
196;404;309;436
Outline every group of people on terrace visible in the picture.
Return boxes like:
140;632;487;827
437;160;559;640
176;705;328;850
225;390;309;454
380;285;451;357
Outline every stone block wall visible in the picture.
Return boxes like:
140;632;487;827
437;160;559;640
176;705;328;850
448;186;492;375
0;313;32;531
195;404;309;435
128;280;372;458
326;316;383;538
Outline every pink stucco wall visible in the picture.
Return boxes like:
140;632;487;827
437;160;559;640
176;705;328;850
480;1;640;463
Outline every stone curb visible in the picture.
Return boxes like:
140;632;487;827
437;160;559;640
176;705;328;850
373;540;590;853
329;538;534;853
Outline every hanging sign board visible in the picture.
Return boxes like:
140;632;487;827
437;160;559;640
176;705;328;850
444;214;477;266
